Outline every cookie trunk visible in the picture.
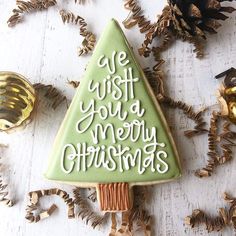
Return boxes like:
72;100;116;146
98;183;132;212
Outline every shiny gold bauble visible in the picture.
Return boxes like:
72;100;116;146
227;101;236;124
0;72;36;132
225;86;236;96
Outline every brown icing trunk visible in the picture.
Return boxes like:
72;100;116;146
98;183;132;212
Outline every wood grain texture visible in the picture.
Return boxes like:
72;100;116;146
0;0;236;235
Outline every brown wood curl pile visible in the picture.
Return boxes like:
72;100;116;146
73;187;109;228
34;83;68;110
123;0;153;34
25;186;152;235
185;192;236;233
25;188;74;223
195;112;236;178
60;10;96;56
7;0;57;27
7;1;96;56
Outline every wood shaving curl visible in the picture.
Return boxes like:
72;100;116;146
87;189;97;202
25;188;75;223
195;114;236;178
60;10;96;56
0;178;13;207
7;0;57;27
158;96;208;138
123;0;153;33
33;83;68;110
73;187;109;228
67;80;80;88
0;144;13;207
185;192;236;233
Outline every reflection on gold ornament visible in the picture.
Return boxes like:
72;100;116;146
216;67;236;124
0;72;36;132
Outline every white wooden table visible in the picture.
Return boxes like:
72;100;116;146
1;0;236;235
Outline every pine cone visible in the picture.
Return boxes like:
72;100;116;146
140;0;236;58
162;0;236;39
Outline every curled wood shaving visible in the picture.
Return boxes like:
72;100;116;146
185;192;236;233
33;83;67;110
7;0;57;27
73;187;108;228
0;177;13;207
160;96;207;137
25;188;75;223
87;189;97;202
195;113;236;178
67;80;80;88
137;6;174;58
144;61;165;96
152;32;173;58
140;29;174;59
0;145;13;207
123;0;153;33
60;10;96;56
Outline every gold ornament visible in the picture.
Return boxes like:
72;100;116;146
216;68;236;124
0;72;36;132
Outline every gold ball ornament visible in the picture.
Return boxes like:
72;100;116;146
0;72;36;132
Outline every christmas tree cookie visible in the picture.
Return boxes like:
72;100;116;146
45;19;181;212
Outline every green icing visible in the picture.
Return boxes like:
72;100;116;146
45;19;181;184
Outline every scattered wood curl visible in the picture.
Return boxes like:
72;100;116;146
67;80;80;88
0;177;13;207
161;97;207;137
73;187;109;228
195;114;236;178
123;0;153;33
33;83;68;110
60;10;96;56
25;188;75;223
185;192;236;233
139;28;173;59
7;0;57;27
0;145;13;207
87;189;97;202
